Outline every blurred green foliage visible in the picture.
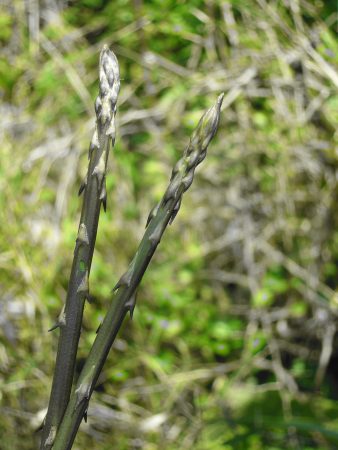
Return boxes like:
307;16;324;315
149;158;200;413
0;0;337;449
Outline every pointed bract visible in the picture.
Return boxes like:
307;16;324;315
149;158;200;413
48;305;66;332
113;269;133;292
164;176;181;202
78;179;87;196
169;198;182;224
75;382;91;410
92;151;106;188
106;119;116;138
89;126;100;159
100;181;107;212
125;292;137;319
148;222;163;245
48;322;60;332
44;426;56;447
77;271;89;295
35;418;45;433
74;365;96;410
77;223;89;246
146;202;160;227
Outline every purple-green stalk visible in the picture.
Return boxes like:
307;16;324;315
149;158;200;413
40;46;120;449
52;93;224;450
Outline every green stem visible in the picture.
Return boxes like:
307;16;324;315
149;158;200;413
40;46;120;449
52;93;224;450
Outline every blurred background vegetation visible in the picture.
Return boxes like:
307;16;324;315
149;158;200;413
0;0;337;449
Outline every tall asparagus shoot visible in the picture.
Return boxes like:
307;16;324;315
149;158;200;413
52;93;224;450
41;46;120;449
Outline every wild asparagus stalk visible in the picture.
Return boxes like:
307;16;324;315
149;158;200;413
52;93;224;450
40;46;120;449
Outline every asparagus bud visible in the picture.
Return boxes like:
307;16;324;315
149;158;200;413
158;93;224;222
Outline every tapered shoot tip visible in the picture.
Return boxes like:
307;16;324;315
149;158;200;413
192;94;223;151
97;45;120;126
99;45;119;80
100;44;117;62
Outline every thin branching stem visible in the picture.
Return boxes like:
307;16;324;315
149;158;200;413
40;46;120;449
52;93;224;450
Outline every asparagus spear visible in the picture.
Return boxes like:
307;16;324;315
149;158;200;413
40;46;120;449
52;92;224;450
